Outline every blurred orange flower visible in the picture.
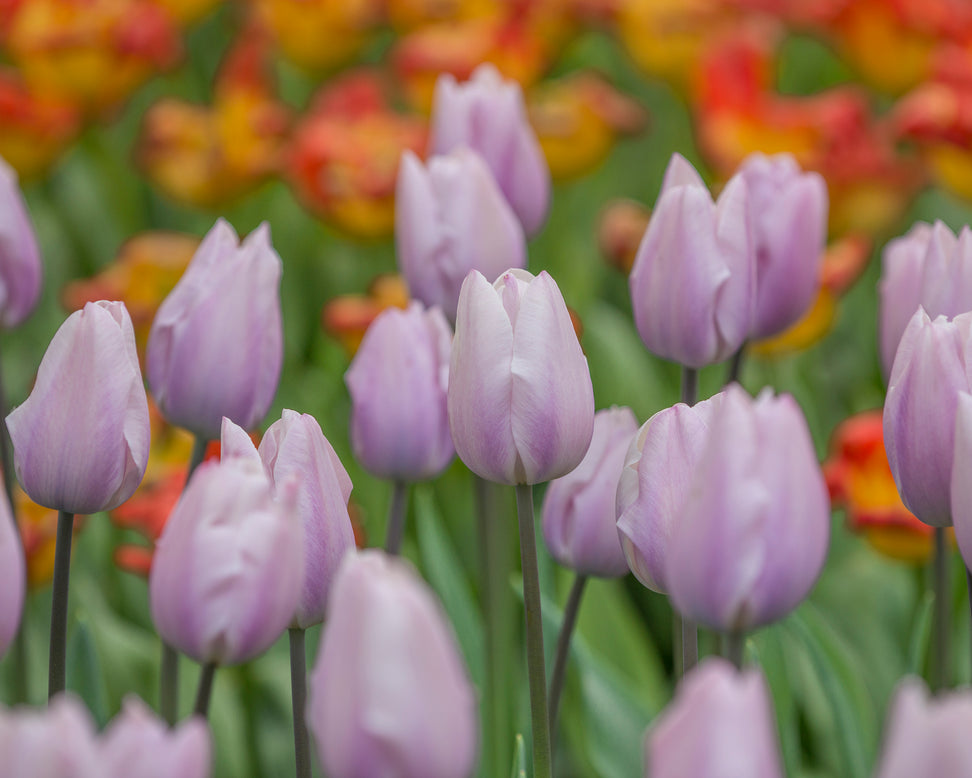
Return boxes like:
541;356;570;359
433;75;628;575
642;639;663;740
0;70;79;179
322;274;410;355
15;488;63;588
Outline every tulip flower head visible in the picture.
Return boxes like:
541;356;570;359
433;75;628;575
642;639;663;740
7;300;150;515
0;155;42;328
0;694;100;778
448;268;594;485
0;485;24;659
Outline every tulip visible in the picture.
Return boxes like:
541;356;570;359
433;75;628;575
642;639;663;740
738;152;827;340
149;418;303;665
0;695;100;778
542;406;637;578
615;394;723;592
950;393;972;562
346;302;455;482
395;148;527;322
147;219;283;439
873;677;972;778
308;551;478;778
448;268;594;485
0;155;42;328
0;483;24;659
430;64;550;236
629;153;754;368
6;300;150;515
259;410;355;629
645;658;784;778
666;386;829;632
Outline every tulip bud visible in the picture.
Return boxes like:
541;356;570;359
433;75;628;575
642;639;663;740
0;695;100;778
448;268;594;485
667;386;829;631
885;308;972;526
874;677;972;778
308;551;478;778
149;419;303;665
0;156;42;328
615;395;723;592
738;152;827;339
259;410;356;628
430;64;550;236
629;153;754;368
0;485;24;659
100;696;211;778
542;406;637;577
146;219;283;439
346;302;455;481
950;393;972;562
6;301;150;515
645;658;784;778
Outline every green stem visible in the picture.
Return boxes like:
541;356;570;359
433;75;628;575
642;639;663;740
48;511;75;698
289;629;311;778
672;611;683;678
515;483;551;778
725;343;747;386
932;527;950;692
160;642;179;725
187;436;209;483
384;481;410;555
548;573;587;741
725;630;745;670
193;662;218;719
678;365;699;677
680;366;698;406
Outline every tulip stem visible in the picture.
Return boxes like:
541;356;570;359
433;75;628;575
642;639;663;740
187;436;209;483
160;642;179;725
726;343;747;385
682;616;699;675
725;630;745;670
289;628;311;778
548;573;587;740
678;366;699;677
384;481;410;555
515;483;552;778
48;510;75;698
932;526;950;692
966;567;972;685
680;366;698;406
193;662;217;719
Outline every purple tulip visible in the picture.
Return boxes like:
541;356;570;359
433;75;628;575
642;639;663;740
0;695;100;778
629;153;754;368
395;148;527;322
448;268;594;485
542;406;637;577
738;152;827;339
615;395;723;592
430;64;550;237
645;658;784;778
950;393;972;563
874;677;972;778
0;484;24;660
6;301;150;514
147;219;283;439
149;419;303;665
308;551;478;778
259;409;356;628
666;386;829;631
884;308;972;526
100;696;211;778
346;302;455;481
0;156;42;328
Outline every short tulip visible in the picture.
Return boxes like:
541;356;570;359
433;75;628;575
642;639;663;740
0;156;42;328
0;485;24;659
0;695;100;778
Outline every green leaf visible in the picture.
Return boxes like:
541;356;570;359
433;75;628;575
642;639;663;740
66;615;109;727
510;734;527;778
907;591;934;676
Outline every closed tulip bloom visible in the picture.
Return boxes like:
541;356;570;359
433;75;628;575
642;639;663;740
884;308;972;526
149;419;303;665
645;658;784;778
259;410;356;628
950;393;972;561
629;153;754;368
0;156;42;328
396;148;527;322
874;678;972;778
430;64;550;236
542;406;637;577
448;268;594;485
147;218;283;439
739;152;827;339
346;302;455;481
0;695;100;778
0;485;24;659
308;551;478;778
615;395;723;592
6;300;150;514
667;386;829;631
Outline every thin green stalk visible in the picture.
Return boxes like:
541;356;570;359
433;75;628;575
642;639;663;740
725;343;747;386
966;567;972;685
289;629;311;778
725;630;745;670
932;527;950;692
48;511;75;698
515;483;551;778
187;436;209;483
548;573;588;740
193;662;217;719
680;366;698;406
678;366;698;676
384;481;410;555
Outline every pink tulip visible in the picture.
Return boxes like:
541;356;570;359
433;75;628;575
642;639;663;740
0;156;42;328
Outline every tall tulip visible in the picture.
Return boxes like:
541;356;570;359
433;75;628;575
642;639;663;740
0;155;42;328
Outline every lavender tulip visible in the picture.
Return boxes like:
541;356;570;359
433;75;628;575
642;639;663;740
259;410;355;628
396;148;527;322
615;395;723;592
346;302;455;482
430;64;550;236
308;551;478;778
950;393;972;561
542;406;637;577
629;153;754;368
0;483;24;659
666;386;829;631
874;677;972;778
0;156;42;328
147;219;283;439
645;658;784;778
738;152;827;339
6;301;149;514
149;419;303;665
884;308;972;526
448;268;594;485
0;695;100;778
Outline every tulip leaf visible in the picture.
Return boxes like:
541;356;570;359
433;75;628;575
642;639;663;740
66;614;109;727
510;734;527;778
750;629;802;776
906;590;934;676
